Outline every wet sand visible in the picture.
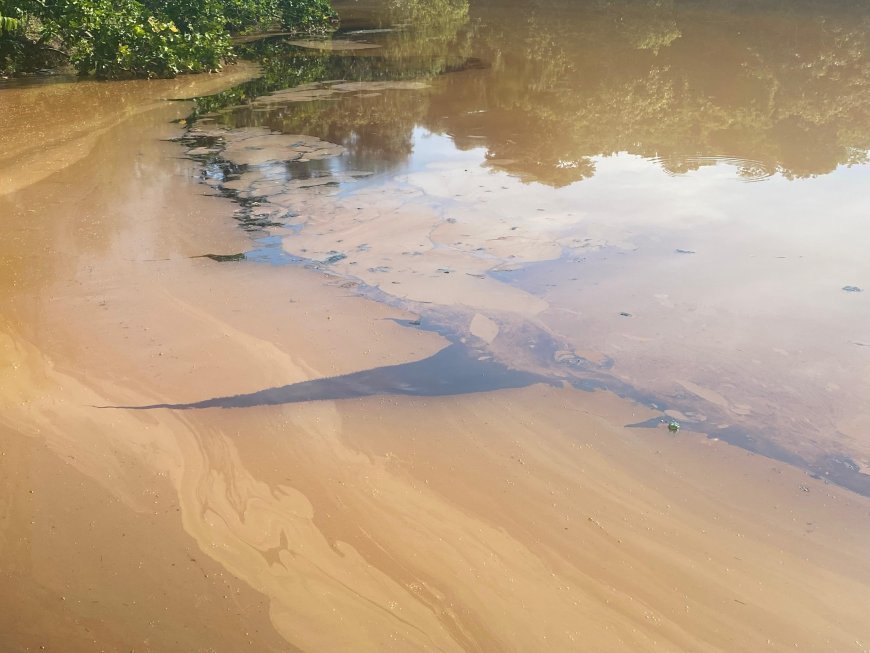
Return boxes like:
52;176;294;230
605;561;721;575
0;63;260;197
1;72;869;653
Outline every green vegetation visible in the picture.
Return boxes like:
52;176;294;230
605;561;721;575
0;13;20;33
387;0;468;26
0;0;336;78
279;0;336;32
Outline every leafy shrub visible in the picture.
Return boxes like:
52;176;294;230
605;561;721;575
279;0;336;33
0;14;20;32
221;0;280;32
0;0;335;78
0;0;22;32
36;0;226;77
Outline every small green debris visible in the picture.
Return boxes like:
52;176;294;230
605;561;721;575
668;420;681;433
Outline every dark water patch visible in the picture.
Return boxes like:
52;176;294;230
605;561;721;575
193;253;247;262
110;344;555;410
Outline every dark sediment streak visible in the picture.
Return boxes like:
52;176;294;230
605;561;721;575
105;340;870;498
115;344;555;410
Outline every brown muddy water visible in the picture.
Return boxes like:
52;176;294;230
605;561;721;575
180;0;870;490
2;1;870;652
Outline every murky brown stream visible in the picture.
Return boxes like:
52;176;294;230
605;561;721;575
1;1;870;651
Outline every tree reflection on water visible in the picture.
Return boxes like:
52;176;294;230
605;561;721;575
194;0;870;185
